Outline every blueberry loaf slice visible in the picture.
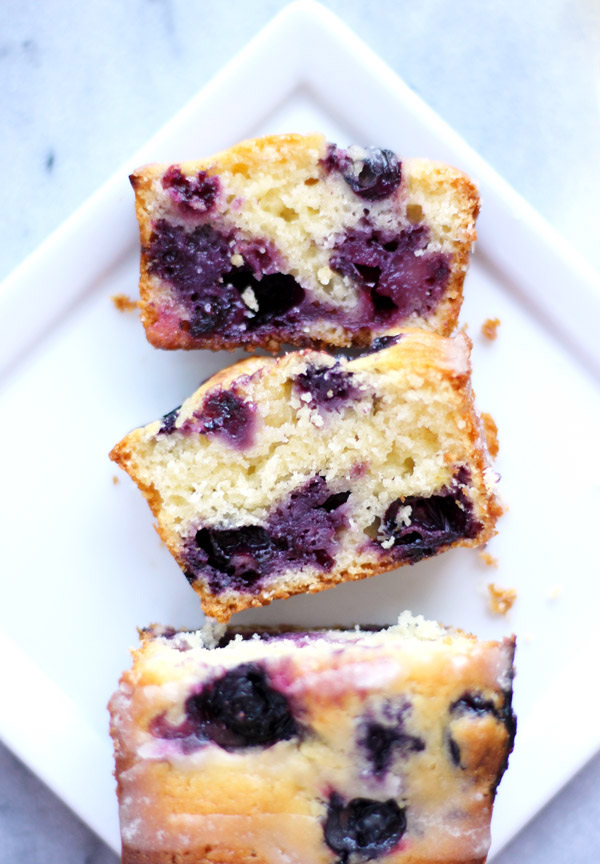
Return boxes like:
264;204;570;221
110;330;501;621
131;133;479;351
109;614;516;864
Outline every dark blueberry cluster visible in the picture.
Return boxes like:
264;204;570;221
147;220;310;341
184;663;298;750
225;269;306;328
324;145;402;201
324;794;406;861
294;364;363;411
330;225;451;324
183;475;351;592
161;166;221;215
150;663;298;752
376;481;482;563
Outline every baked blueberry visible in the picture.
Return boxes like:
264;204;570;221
324;794;406;861
343;147;402;201
184;663;298;750
361;720;425;776
158;405;180;435
188;390;256;449
379;485;482;562
294;364;363;411
183;475;350;593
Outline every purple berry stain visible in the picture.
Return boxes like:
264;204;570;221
183;475;351;593
147;220;308;340
330;225;451;324
324;794;406;862
162;165;220;215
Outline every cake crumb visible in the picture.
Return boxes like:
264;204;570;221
111;293;139;312
481;412;499;458
112;475;120;485
548;585;562;600
481;318;501;340
479;551;498;568
487;583;517;615
523;632;534;643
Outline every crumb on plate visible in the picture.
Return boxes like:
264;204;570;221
488;582;517;615
479;550;498;568
112;475;120;485
481;318;501;340
481;412;499;458
111;293;139;312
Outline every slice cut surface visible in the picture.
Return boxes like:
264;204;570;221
131;133;480;351
110;330;501;620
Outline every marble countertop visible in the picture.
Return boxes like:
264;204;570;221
1;1;599;861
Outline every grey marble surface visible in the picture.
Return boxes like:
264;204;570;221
1;1;599;861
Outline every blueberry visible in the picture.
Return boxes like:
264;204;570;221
193;525;274;584
162;166;220;215
448;734;462;767
157;405;181;435
187;291;242;337
320;491;351;512
344;148;402;201
192;390;255;448
182;475;350;592
294;364;363;411
379;487;481;562
324;794;406;861
361;721;425;776
450;692;498;716
225;269;306;326
184;663;298;750
447;689;517;787
366;335;402;354
324;145;402;201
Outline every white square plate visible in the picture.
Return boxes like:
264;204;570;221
1;1;599;857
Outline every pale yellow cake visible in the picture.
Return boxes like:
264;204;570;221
110;330;501;621
109;615;516;864
130;133;479;351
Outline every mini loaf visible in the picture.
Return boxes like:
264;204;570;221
110;330;501;621
131;133;479;351
109;614;516;864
